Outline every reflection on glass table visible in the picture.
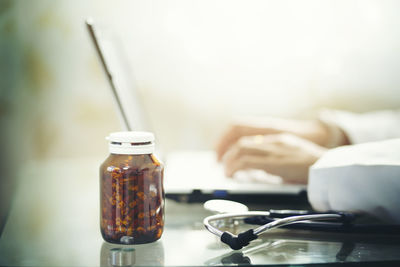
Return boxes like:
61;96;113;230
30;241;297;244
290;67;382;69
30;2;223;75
204;237;400;266
100;241;164;266
0;159;400;266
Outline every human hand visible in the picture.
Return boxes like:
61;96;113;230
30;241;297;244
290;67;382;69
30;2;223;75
222;133;327;184
216;117;347;161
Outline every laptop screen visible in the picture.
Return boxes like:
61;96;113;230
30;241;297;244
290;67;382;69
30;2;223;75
86;20;149;132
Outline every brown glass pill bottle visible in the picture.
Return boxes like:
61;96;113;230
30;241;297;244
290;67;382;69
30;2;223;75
100;131;164;244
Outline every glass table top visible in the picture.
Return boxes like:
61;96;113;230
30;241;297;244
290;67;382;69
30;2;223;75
0;158;399;266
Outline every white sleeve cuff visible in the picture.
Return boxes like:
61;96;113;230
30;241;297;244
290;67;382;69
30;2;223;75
319;109;400;144
308;138;400;223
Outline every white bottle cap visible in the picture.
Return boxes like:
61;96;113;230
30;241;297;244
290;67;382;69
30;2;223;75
107;131;155;155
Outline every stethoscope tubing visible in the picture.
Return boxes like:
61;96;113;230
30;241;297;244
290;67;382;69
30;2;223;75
204;208;400;250
204;211;271;237
252;213;343;234
204;211;342;237
204;211;350;250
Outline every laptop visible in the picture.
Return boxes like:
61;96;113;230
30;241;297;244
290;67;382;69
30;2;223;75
86;20;306;202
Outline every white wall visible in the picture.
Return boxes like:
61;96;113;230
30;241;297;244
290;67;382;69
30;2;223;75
6;0;400;159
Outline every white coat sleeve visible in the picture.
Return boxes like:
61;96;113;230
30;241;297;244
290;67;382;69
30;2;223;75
307;138;400;223
319;109;400;144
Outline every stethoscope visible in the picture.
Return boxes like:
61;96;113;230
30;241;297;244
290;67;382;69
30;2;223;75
203;200;400;250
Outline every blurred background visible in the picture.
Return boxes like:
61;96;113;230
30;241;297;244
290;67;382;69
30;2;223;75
1;0;400;163
2;1;400;263
1;0;400;260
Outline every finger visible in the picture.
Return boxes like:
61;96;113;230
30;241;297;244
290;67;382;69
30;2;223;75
222;136;269;169
223;138;276;177
224;154;271;177
215;125;242;161
216;122;284;161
